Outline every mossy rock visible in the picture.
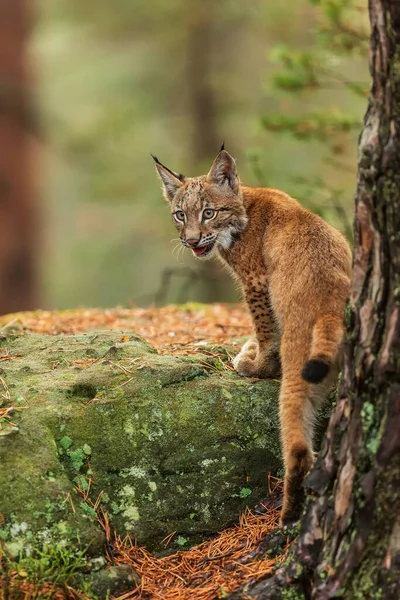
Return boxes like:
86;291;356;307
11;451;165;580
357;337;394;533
90;565;141;597
0;329;287;558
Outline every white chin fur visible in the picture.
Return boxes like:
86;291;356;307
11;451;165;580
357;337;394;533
217;227;235;250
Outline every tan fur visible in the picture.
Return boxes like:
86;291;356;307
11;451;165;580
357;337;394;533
153;148;352;525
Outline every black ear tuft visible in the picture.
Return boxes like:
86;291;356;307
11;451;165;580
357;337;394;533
150;153;161;165
206;146;238;192
150;153;185;182
219;141;225;152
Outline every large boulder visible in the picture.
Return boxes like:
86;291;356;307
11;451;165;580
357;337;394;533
0;329;284;557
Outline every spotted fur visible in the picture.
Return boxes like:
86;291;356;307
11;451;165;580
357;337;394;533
153;148;352;525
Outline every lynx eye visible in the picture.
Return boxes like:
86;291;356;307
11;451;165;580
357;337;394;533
202;208;217;221
173;210;185;223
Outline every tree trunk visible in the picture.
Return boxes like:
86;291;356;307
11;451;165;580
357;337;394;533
184;1;237;304
228;1;400;598
0;0;39;315
185;0;220;164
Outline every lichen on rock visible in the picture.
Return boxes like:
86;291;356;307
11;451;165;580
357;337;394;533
0;327;285;558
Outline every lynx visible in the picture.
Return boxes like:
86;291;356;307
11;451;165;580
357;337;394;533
152;145;352;525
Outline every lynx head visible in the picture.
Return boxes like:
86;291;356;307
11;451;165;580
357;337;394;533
152;145;248;259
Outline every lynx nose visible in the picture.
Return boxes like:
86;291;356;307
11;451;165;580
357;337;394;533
185;238;201;248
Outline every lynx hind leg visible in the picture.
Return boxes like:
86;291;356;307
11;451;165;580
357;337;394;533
280;410;327;527
280;363;340;526
280;440;314;526
278;331;317;526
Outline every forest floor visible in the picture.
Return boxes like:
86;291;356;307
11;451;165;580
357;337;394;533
93;481;287;600
0;304;290;600
0;304;252;352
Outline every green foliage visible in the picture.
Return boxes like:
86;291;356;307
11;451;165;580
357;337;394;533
59;435;73;450
68;448;87;471
261;109;360;143
255;0;369;242
13;544;88;585
83;444;92;456
59;435;92;472
73;475;89;492
0;542;91;600
33;0;367;307
311;0;369;54
270;45;320;92
239;487;252;499
175;536;189;547
80;502;97;518
231;487;252;499
0;541;97;599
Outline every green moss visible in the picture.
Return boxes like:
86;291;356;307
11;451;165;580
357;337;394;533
281;587;307;600
344;299;353;332
347;531;388;600
0;330;284;553
0;328;333;557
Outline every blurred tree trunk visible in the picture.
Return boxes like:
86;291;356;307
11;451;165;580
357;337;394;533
185;1;235;304
185;0;219;164
228;0;400;598
0;0;38;315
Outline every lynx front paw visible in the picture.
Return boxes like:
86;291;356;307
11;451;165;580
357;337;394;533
232;340;258;377
232;340;281;379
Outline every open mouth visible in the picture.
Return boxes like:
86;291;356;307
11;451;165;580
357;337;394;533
192;241;215;257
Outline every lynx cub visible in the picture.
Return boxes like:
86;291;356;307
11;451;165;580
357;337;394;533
152;146;352;524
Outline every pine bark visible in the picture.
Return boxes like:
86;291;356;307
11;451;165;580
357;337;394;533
0;0;39;315
228;1;400;598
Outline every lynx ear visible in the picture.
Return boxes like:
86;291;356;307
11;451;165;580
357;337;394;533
151;154;185;202
206;148;239;193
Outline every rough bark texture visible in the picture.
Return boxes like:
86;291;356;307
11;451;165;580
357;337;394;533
228;1;400;598
0;0;39;315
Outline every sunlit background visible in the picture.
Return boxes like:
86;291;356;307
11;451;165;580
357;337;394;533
0;0;369;315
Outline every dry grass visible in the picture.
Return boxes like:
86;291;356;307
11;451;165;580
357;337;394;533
84;478;287;600
1;486;287;600
0;574;85;600
111;505;286;600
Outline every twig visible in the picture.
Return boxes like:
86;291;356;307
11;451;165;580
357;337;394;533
0;319;18;332
111;376;135;390
0;376;11;402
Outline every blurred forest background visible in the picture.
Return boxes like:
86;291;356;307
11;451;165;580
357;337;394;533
0;0;369;316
